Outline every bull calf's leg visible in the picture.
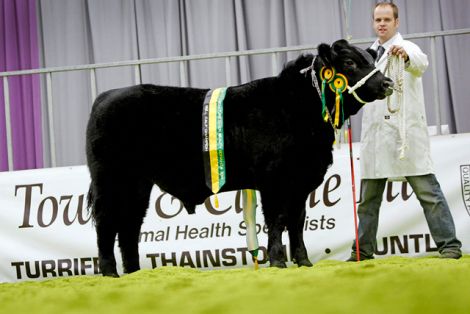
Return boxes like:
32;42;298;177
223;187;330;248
95;214;119;277
90;177;120;277
267;218;287;268
261;192;288;268
287;207;312;267
116;180;152;274
118;205;148;273
118;221;143;274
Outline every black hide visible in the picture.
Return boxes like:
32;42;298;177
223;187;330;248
86;39;392;276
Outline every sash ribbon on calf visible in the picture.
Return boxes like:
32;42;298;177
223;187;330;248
202;88;260;268
202;87;227;207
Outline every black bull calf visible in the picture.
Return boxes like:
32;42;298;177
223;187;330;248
86;40;393;277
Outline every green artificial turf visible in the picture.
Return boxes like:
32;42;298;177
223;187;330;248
1;256;469;314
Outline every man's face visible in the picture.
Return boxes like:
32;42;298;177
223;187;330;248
373;5;399;44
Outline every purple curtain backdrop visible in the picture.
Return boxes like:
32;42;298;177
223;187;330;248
0;0;42;171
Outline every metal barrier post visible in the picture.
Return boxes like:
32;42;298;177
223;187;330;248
46;72;57;167
90;68;97;102
225;57;232;86
179;61;188;87
134;64;142;85
2;76;14;170
430;36;442;135
271;53;279;76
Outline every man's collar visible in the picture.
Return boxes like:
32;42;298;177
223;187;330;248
371;32;402;50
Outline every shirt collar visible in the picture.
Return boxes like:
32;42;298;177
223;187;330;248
371;32;402;51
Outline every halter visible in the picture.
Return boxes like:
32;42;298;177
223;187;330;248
300;56;381;129
347;68;380;104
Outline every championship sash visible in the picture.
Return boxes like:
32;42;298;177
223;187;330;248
202;88;227;200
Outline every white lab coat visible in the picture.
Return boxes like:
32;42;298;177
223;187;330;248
360;33;434;179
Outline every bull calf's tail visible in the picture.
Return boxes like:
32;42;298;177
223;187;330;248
86;185;96;225
86;185;93;211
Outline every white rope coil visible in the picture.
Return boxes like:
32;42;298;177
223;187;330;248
384;55;404;114
384;55;406;159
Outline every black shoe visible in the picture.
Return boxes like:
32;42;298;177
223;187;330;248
440;251;462;259
345;254;374;262
346;256;359;262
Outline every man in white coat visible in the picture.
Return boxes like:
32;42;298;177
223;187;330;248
348;2;462;261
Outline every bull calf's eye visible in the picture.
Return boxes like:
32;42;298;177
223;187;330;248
344;60;355;67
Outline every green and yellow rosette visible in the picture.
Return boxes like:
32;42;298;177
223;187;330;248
329;73;347;127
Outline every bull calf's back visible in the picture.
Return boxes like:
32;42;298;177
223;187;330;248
87;84;207;167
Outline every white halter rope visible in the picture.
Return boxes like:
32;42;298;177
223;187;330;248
346;67;380;104
300;56;321;95
383;54;406;159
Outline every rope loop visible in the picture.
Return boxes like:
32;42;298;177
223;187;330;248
384;54;407;159
384;55;405;114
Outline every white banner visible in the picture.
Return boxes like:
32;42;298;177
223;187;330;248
1;133;469;282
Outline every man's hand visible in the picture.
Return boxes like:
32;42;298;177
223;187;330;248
389;45;409;62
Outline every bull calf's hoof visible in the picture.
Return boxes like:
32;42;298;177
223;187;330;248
296;259;313;267
270;260;287;268
102;271;119;278
123;265;140;274
100;264;119;277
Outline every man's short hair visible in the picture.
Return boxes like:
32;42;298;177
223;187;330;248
374;1;399;19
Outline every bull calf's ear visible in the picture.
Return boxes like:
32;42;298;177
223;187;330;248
295;53;313;68
318;43;332;66
332;39;349;51
366;48;377;61
331;40;350;60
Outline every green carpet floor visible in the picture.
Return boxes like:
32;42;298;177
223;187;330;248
1;256;469;314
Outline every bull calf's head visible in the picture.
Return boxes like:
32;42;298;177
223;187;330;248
281;40;393;128
316;39;393;117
